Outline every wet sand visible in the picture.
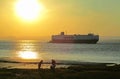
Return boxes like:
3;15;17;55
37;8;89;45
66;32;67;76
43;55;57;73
0;63;120;79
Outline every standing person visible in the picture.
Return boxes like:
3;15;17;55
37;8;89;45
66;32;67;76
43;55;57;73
50;59;56;72
38;60;43;70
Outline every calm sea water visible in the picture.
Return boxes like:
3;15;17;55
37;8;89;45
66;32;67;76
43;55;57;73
0;39;120;68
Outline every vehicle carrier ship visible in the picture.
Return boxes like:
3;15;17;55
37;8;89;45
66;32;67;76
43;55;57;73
50;32;99;44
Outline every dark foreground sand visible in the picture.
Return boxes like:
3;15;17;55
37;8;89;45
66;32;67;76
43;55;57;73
0;64;120;79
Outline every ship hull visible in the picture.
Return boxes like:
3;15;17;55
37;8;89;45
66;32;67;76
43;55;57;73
50;32;99;44
50;39;98;44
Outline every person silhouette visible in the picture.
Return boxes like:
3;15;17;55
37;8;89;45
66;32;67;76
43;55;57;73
38;60;43;70
50;59;56;72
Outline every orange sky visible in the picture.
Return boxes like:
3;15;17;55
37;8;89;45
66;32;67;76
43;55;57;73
0;0;120;40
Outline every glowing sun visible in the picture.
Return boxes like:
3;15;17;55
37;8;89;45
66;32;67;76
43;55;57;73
15;0;44;21
18;51;38;59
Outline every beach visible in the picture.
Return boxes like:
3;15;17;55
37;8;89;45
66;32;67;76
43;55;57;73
0;63;120;79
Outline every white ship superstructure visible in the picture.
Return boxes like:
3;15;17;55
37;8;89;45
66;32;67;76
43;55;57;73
50;32;99;44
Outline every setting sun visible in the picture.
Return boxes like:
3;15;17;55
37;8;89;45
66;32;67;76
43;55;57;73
18;51;38;59
14;0;44;21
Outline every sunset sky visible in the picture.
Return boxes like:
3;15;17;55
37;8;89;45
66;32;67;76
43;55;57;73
0;0;120;40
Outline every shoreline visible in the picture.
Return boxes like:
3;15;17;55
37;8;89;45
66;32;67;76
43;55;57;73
0;64;120;79
0;60;119;69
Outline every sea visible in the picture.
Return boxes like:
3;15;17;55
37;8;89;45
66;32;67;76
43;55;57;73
0;38;120;69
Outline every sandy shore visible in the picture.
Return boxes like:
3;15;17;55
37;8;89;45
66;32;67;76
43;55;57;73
0;63;120;79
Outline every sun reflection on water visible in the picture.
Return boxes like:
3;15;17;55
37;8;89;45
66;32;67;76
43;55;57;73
16;40;41;61
18;51;38;59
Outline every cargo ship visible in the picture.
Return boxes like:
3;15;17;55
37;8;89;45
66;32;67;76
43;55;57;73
49;32;99;44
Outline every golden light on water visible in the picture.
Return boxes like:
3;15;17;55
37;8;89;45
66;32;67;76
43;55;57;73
14;0;45;21
17;40;41;60
18;51;38;59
